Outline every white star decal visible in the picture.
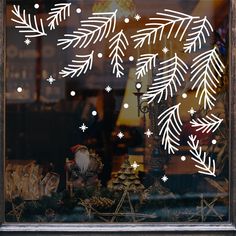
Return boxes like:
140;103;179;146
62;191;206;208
188;107;196;116
24;38;31;45
105;86;112;93
131;161;140;170
79;123;88;133
162;47;169;54
117;132;124;139
47;76;56;85
144;129;153;138
161;175;168;183
134;14;141;21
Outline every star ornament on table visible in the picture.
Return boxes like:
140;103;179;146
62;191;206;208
7;202;25;222
47;76;56;85
24;38;31;45
161;175;168;183
131;161;140;170
188;107;197;116
79;123;88;133
144;129;153;138
117;132;124;139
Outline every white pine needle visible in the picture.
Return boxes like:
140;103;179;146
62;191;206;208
59;51;94;78
184;16;213;53
57;10;117;50
158;103;183;154
190;47;225;110
136;53;159;80
187;135;216;176
190;114;223;133
131;9;199;48
47;3;71;30
109;30;129;78
11;5;47;38
143;53;188;104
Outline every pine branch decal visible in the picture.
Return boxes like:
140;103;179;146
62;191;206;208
47;3;71;30
11;5;47;38
190;47;225;110
184;17;213;53
109;30;129;78
187;135;216;176
190;114;223;133
158;103;183;154
143;53;188;104
136;53;159;80
57;10;117;50
59;51;94;78
131;9;198;48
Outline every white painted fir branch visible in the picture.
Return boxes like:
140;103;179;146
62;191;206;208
190;114;223;133
136;53;159;80
109;30;129;78
187;135;216;176
158;103;183;154
47;3;71;30
143;53;188;104
190;47;225;110
59;51;94;78
131;9;199;48
11;5;47;38
184;17;213;53
57;10;117;49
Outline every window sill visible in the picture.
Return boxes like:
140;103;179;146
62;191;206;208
0;223;235;232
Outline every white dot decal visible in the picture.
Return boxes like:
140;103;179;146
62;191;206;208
124;18;130;23
97;53;103;58
212;139;217;145
129;56;134;62
17;87;23;93
92;111;97;116
76;8;82;14
124;103;129;109
34;4;39;9
70;91;76;97
136;83;142;89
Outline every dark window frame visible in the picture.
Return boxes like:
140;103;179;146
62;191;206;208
0;0;236;235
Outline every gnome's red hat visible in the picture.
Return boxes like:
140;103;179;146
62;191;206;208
70;144;88;153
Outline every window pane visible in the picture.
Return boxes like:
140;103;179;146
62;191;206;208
5;0;230;223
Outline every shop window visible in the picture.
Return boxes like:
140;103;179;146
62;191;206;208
3;0;233;227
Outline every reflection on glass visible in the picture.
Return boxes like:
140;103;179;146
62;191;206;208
5;0;229;223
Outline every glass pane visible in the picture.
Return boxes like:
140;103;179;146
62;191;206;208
5;0;230;223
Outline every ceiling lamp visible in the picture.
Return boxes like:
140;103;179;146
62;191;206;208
92;0;136;18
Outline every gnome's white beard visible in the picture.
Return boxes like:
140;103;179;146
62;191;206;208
75;150;90;174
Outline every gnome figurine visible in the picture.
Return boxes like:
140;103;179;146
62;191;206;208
68;144;103;189
71;145;90;174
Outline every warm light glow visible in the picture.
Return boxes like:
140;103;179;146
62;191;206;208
116;68;150;127
92;0;136;18
116;68;142;126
